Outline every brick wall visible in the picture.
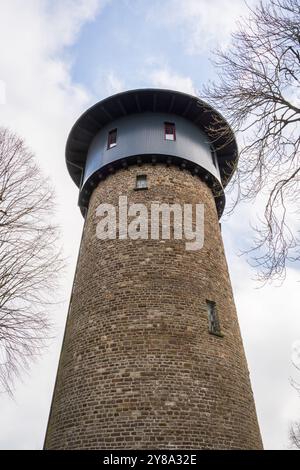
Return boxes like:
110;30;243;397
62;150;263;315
44;164;263;449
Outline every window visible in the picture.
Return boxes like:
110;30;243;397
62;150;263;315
206;300;222;336
135;174;148;190
107;128;117;149
164;122;176;141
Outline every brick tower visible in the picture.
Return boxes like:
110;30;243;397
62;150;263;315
44;89;263;449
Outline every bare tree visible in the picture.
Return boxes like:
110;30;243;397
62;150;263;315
0;127;63;393
290;420;300;449
290;361;300;449
203;0;300;281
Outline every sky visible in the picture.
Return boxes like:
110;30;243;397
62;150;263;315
0;0;299;450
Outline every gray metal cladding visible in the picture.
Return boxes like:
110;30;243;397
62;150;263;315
83;112;221;187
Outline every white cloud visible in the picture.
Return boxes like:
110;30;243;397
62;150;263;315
0;0;109;231
94;70;126;97
147;0;257;54
223;202;300;449
44;0;103;52
149;67;197;95
105;71;126;95
236;265;300;449
0;1;104;190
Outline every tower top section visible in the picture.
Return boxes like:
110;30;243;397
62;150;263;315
65;88;238;217
66;88;237;185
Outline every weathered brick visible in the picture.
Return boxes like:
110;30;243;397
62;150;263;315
44;164;263;450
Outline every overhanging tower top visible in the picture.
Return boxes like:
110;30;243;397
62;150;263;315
66;88;238;190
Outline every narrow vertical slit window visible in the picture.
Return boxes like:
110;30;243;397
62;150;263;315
107;128;117;149
164;122;176;141
206;300;222;336
136;174;148;190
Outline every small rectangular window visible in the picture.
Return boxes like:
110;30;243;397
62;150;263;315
136;174;148;190
206;300;222;336
164;122;176;141
107;128;117;149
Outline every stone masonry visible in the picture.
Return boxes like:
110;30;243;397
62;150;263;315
44;164;263;449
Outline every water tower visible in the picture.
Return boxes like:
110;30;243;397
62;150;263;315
44;89;262;449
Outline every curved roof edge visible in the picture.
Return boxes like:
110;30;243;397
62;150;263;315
65;88;238;188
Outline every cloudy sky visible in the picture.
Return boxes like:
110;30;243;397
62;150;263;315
0;0;299;450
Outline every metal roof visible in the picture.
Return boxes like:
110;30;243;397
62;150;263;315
65;88;238;188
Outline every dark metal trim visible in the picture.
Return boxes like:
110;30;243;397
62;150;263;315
78;154;226;219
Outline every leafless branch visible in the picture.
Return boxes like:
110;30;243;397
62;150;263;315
0;127;64;393
203;0;300;281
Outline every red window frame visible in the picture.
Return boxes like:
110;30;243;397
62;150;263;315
164;122;176;141
107;128;117;149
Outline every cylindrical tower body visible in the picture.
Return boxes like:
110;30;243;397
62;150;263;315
44;89;262;449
